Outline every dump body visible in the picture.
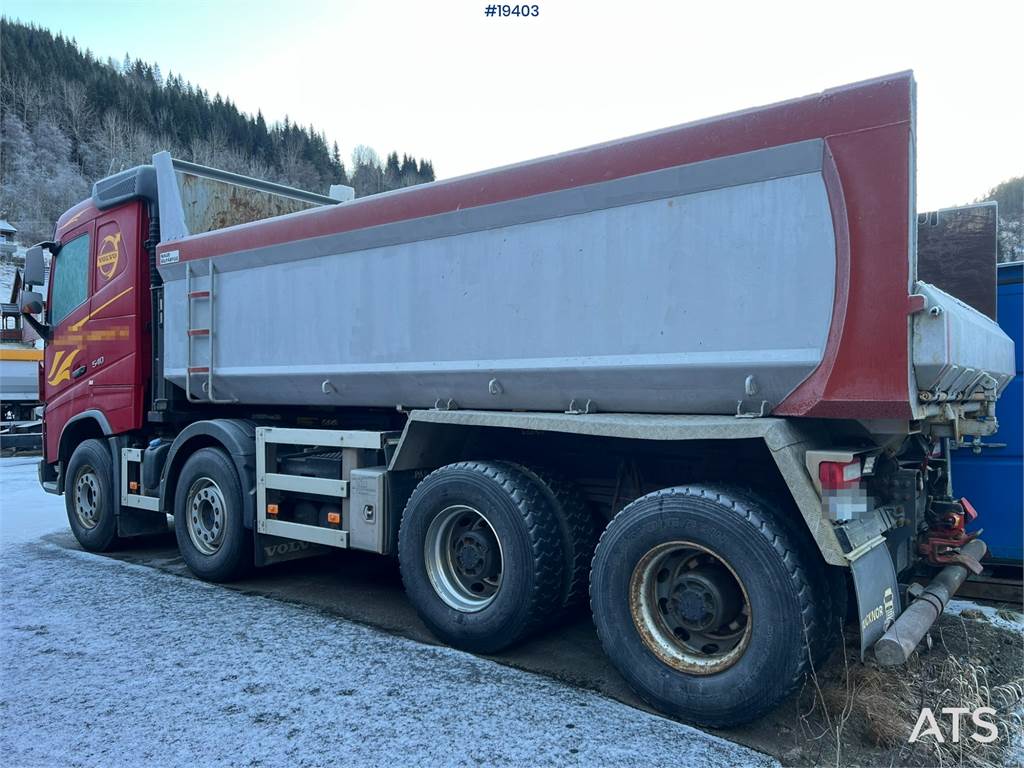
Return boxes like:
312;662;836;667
153;73;1012;418
162;142;839;413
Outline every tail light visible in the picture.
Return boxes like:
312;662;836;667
819;460;862;491
818;459;867;522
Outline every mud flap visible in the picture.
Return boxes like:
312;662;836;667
254;532;330;567
117;508;170;537
850;538;901;659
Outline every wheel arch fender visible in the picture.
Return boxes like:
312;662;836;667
56;410;118;497
391;410;848;566
160;419;257;528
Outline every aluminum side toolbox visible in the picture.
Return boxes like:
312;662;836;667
912;281;1014;402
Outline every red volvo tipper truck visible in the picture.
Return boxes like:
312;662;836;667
20;72;1015;726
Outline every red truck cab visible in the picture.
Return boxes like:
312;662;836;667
42;199;151;465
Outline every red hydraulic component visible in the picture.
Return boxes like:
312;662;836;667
919;497;983;573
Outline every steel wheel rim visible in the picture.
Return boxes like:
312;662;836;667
73;465;101;530
186;477;227;556
424;504;503;612
629;541;752;674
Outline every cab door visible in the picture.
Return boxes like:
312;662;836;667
43;222;94;459
85;202;148;433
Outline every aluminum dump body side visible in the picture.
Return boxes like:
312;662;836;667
161;143;837;413
153;72;1012;417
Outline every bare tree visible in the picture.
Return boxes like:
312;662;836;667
100;110;127;173
59;80;94;152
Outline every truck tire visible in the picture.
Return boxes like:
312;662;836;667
65;438;119;552
173;447;251;582
590;485;827;727
722;486;845;670
398;461;565;653
515;466;599;611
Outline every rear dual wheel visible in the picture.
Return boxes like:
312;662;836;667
423;502;504;612
629;541;752;674
398;461;597;654
590;485;835;728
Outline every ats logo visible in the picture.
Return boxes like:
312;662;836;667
97;232;121;280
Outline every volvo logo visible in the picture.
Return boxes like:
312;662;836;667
263;541;311;557
97;232;121;280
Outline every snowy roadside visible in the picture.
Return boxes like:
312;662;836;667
0;457;777;768
947;598;1024;632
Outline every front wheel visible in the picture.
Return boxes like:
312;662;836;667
65;438;119;552
173;447;251;582
590;485;829;727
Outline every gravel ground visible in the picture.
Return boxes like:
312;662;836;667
0;457;776;767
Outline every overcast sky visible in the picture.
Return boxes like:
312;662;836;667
5;0;1022;210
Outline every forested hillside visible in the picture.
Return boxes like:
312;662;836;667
975;177;1024;263
0;18;435;243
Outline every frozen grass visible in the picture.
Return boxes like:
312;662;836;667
799;614;1023;768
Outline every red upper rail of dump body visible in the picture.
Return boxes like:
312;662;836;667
155;72;917;420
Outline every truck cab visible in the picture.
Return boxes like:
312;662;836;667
38;198;152;467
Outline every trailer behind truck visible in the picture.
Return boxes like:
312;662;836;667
19;72;1015;726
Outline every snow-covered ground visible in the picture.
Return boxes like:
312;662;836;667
0;457;776;767
947;598;1024;632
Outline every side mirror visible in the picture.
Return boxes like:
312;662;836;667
20;290;44;316
24;244;46;287
18;289;50;341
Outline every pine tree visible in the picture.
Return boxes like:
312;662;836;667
384;151;401;190
0;15;435;235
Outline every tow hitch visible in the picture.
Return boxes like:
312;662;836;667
918;497;984;572
874;537;988;666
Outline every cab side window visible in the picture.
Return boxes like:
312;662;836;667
49;234;90;325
